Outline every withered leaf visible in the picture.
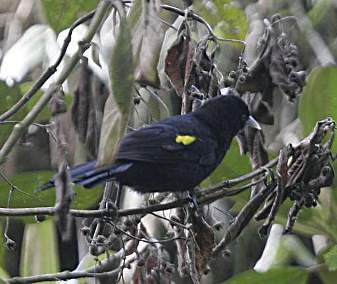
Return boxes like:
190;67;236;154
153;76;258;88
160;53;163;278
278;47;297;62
49;88;67;116
71;61;99;157
164;26;194;97
238;18;305;106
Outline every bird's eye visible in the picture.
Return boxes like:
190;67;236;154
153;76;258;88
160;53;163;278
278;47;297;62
241;114;248;122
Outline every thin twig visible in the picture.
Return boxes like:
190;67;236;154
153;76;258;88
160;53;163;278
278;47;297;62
7;233;151;283
0;121;54;128
160;4;246;45
0;158;278;218
212;182;277;256
145;87;171;117
7;248;135;284
113;222;187;244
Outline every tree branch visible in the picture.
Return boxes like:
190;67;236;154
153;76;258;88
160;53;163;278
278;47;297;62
0;158;277;218
7;241;146;284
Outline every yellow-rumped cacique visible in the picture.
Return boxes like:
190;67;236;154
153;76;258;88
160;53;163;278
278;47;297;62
39;89;260;193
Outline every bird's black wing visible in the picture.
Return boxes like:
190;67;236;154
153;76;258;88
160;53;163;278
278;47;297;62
116;115;220;165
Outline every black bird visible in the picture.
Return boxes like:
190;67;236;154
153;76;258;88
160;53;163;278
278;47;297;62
39;92;260;193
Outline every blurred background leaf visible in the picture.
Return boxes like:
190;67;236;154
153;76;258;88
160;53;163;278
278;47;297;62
41;0;98;33
0;265;9;281
0;171;104;222
20;220;59;277
323;245;337;271
223;267;309;284
299;66;337;152
193;0;248;40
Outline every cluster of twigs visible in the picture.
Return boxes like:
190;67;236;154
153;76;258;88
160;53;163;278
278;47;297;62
0;1;335;284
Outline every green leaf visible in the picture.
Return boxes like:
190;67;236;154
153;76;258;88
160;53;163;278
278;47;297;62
0;171;54;208
0;81;71;148
98;14;134;166
41;0;98;33
324;245;337;271
223;267;309;284
20;220;59;277
308;0;337;39
308;0;332;24
299;66;337;152
0;265;9;281
193;0;248;40
0;171;103;222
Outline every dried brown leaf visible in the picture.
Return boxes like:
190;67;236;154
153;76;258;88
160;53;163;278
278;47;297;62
71;61;99;157
165;30;193;96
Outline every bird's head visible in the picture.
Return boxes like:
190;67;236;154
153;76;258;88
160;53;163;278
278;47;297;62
194;88;260;142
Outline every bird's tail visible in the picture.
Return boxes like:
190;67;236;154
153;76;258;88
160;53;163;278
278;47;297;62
36;160;132;192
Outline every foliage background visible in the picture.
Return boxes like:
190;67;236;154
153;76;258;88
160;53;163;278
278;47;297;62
0;0;337;283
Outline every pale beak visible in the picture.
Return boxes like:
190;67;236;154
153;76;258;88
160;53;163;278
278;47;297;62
246;115;261;130
220;87;230;96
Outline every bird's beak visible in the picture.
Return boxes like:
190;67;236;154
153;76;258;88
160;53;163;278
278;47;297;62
246;115;261;130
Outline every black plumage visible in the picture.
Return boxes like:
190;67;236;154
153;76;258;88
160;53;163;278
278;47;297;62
40;93;258;193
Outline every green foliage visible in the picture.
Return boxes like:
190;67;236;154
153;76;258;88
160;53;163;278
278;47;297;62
0;171;103;222
223;267;309;284
41;0;98;33
0;265;9;282
324;245;337;271
0;81;73;148
308;0;331;23
308;0;337;39
299;66;337;152
20;220;59;277
20;84;49;122
19;82;74;122
193;0;248;40
0;81;22;145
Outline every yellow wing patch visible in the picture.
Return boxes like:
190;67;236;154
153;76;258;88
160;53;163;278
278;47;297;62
175;135;197;145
